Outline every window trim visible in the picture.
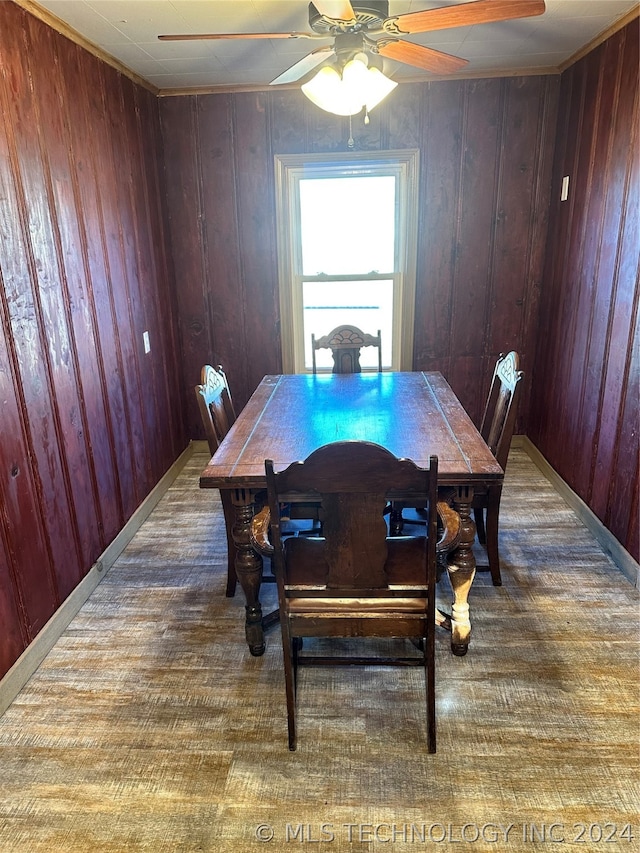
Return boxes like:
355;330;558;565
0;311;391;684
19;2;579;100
274;150;420;374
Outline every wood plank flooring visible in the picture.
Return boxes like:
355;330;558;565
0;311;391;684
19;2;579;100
0;447;638;852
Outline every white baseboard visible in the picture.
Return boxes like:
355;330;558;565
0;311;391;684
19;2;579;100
0;442;195;718
516;436;639;589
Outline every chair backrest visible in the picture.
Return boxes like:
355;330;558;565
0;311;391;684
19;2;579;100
266;441;438;593
479;351;524;470
311;325;382;374
195;364;237;456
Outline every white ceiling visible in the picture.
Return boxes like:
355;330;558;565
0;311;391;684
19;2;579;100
30;0;639;92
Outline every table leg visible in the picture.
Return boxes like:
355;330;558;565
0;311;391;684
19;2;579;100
446;486;477;656
230;489;265;656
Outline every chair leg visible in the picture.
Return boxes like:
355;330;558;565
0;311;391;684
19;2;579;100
474;507;486;545
281;622;297;751
425;632;436;754
485;503;502;586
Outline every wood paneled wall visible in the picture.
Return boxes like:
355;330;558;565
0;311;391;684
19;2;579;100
529;21;639;562
0;3;186;679
1;1;635;686
160;75;559;437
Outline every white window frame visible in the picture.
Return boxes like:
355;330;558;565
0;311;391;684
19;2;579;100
274;150;420;374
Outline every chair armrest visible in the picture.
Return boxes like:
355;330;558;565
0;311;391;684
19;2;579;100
250;506;274;556
436;501;461;554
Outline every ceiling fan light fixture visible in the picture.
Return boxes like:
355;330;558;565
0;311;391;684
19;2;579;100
361;64;398;110
301;54;397;116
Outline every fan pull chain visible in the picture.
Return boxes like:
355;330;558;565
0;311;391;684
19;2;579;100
347;109;371;149
347;114;354;149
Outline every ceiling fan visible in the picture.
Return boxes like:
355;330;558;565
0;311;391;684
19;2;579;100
159;1;546;83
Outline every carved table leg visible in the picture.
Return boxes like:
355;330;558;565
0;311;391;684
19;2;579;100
231;489;265;656
446;486;477;656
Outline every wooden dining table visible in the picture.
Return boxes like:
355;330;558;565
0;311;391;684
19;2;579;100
199;371;503;657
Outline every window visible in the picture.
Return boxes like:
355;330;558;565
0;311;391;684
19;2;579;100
275;151;419;373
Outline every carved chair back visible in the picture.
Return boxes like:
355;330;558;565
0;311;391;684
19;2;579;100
195;364;238;597
311;325;382;374
195;364;236;455
479;351;524;470
472;351;524;586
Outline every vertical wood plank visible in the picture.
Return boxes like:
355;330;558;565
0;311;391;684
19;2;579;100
519;75;559;436
270;89;309;155
558;50;604;472
86;56;142;520
0;264;58;640
197;94;246;404
100;65;151;503
119;74;164;485
490;77;544;353
25;15;104;568
573;34;628;499
160;95;209;437
450;79;502;360
414;80;464;373
607;301;639;543
530;66;576;450
233;92;281;404
52;38;123;548
386;82;423;151
448;79;503;421
61;41;136;532
590;26;639;520
537;62;587;457
0;532;26;675
136;85;185;469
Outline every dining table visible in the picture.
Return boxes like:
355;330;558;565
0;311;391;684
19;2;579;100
199;371;503;657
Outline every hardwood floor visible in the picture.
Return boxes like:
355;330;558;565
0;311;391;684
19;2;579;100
0;447;637;852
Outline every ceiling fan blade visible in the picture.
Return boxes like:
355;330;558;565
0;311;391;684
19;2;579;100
270;46;336;86
312;1;356;22
383;0;545;36
377;40;468;74
158;32;316;42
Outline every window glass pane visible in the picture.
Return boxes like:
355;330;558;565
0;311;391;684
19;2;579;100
303;280;393;371
299;176;396;276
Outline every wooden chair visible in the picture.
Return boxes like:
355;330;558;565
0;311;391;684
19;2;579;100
311;325;382;374
195;365;239;597
196;365;321;599
259;440;439;752
473;351;524;586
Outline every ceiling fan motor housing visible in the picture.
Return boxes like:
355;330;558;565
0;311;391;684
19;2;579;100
309;1;390;34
